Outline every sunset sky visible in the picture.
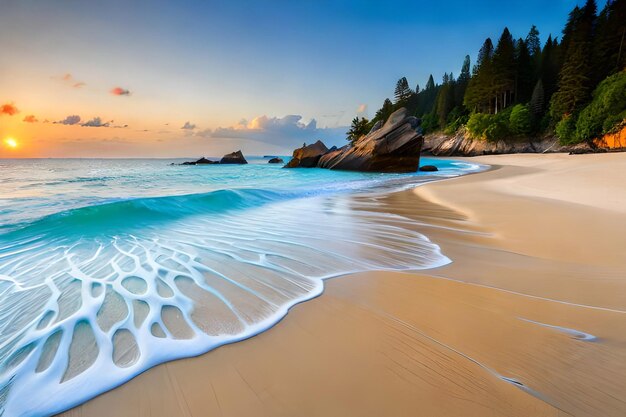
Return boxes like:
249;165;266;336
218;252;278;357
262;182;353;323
0;0;578;158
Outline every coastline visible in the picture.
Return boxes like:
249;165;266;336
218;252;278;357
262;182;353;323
59;153;626;417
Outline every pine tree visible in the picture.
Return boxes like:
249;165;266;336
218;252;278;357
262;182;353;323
530;79;545;119
416;74;439;116
550;0;597;120
465;38;495;113
373;98;394;124
435;72;456;126
454;55;471;109
592;0;626;84
425;74;436;90
540;35;561;101
394;77;412;104
516;38;534;103
492;27;517;112
526;25;541;57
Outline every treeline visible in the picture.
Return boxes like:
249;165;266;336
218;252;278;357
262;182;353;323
348;0;626;145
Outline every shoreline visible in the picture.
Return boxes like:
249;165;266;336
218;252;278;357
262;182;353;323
59;153;626;417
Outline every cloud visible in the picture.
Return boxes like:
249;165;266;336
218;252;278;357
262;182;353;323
1;103;19;116
23;114;38;123
81;116;110;127
181;121;196;130
210;114;347;147
110;87;131;96
56;115;81;125
56;73;85;88
356;104;368;116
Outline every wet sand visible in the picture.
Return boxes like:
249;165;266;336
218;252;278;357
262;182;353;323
60;153;626;417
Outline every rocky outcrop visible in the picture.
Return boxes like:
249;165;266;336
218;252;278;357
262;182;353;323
179;151;248;166
220;150;248;164
422;128;595;156
316;108;423;172
284;140;329;168
179;157;219;165
268;157;284;164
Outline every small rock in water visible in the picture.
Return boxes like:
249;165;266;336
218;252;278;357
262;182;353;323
419;165;438;172
220;150;248;164
268;157;284;164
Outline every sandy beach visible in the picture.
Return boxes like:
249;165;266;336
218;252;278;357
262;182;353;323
60;153;626;417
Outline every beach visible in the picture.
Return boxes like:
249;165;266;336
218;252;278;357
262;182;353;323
59;152;626;417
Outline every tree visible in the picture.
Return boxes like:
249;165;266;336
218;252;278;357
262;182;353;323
492;27;517;112
373;98;394;124
415;74;439;116
455;55;471;107
435;73;455;126
526;25;542;57
516;38;534;103
346;117;370;144
540;35;561;101
530;79;545;119
592;0;626;84
526;25;542;86
550;0;597;120
465;38;495;112
394;77;412;104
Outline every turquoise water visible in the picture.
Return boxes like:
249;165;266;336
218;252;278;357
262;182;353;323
0;156;483;416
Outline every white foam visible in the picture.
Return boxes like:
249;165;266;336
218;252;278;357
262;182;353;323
0;192;451;416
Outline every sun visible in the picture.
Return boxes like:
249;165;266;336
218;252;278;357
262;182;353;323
4;138;18;149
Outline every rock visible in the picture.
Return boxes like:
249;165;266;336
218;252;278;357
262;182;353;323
220;150;248;164
317;108;423;172
284;140;329;168
195;157;219;164
419;165;438;172
268;157;284;164
179;157;218;165
421;128;602;157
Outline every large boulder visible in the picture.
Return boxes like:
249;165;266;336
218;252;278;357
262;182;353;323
220;150;248;164
317;108;423;172
284;140;329;168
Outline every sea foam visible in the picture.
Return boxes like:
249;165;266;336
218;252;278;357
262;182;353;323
0;158;483;416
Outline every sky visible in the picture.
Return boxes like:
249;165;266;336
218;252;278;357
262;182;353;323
0;0;581;158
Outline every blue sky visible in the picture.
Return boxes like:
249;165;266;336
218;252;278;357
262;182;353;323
0;0;581;156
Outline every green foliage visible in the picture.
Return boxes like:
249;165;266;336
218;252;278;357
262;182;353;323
574;70;626;142
509;104;532;135
484;110;512;142
369;0;623;141
466;109;513;142
372;98;394;125
556;114;577;144
420;113;439;133
466;113;492;139
346;117;370;145
444;110;469;135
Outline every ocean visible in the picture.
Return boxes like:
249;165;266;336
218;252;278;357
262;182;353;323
0;156;483;416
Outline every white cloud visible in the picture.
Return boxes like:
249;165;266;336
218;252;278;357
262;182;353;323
210;114;347;147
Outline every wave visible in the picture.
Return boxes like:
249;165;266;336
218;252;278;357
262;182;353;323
0;176;456;416
1;188;305;238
